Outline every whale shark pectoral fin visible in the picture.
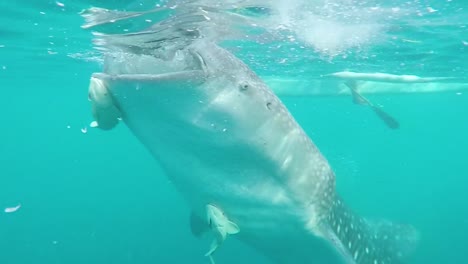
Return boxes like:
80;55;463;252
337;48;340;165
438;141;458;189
88;76;121;130
190;211;210;238
225;221;240;235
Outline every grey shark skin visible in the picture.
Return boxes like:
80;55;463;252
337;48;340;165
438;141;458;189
89;40;418;264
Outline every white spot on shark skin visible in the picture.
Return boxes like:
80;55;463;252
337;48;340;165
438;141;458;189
348;241;352;249
374;260;378;264
281;156;292;170
337;225;341;234
354;250;359;260
366;247;370;254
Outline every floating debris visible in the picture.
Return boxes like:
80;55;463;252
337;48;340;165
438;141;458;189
56;1;65;7
4;204;21;213
81;127;88;134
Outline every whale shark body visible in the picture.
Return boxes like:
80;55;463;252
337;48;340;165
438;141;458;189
85;7;418;261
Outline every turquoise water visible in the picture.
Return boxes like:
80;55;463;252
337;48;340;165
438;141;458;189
0;1;467;264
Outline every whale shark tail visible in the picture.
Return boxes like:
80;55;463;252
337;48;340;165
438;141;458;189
326;196;419;264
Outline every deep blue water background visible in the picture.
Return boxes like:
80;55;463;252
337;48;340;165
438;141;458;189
0;1;467;264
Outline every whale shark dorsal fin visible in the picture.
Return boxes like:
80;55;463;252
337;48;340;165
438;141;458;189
225;221;240;235
190;211;209;238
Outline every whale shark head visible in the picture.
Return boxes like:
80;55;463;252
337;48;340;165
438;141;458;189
84;8;419;264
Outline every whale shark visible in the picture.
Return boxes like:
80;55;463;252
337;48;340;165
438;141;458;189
87;34;418;263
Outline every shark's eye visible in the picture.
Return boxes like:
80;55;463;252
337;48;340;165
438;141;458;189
266;102;272;110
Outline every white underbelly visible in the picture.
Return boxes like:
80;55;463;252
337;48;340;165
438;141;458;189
130;130;343;264
100;56;341;262
129;118;300;229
